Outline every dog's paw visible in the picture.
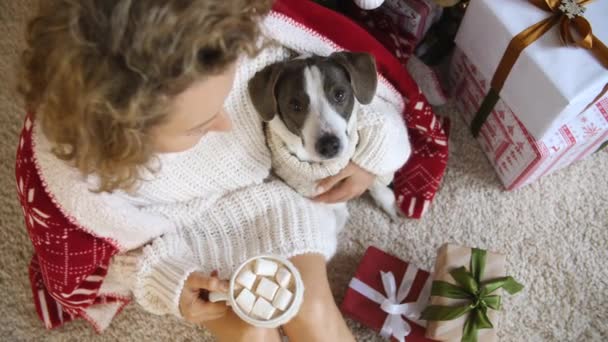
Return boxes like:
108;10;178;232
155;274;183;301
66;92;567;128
369;184;402;222
384;204;401;222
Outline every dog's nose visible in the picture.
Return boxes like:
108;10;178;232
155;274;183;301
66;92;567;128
316;134;342;158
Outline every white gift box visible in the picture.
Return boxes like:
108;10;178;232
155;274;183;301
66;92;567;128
449;47;608;190
455;0;608;141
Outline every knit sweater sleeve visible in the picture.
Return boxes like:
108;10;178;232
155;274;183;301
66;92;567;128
352;97;411;184
106;233;201;318
106;180;340;322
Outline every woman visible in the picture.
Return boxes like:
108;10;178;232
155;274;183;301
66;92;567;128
16;0;410;340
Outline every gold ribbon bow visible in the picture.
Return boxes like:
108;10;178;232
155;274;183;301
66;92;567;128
471;0;608;137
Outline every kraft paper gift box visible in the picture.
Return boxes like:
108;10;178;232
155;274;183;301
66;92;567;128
341;246;436;341
421;244;523;342
454;0;608;141
449;46;608;190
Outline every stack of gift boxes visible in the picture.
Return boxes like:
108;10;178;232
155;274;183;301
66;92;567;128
448;0;608;190
338;0;607;190
341;244;523;341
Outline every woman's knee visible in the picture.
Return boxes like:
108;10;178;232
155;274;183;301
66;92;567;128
234;325;281;342
213;324;280;342
203;310;281;342
284;254;355;341
289;254;338;324
301;281;338;320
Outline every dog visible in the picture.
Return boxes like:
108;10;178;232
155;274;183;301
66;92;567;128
248;51;399;228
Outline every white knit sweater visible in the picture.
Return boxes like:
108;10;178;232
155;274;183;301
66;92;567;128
267;112;360;197
267;90;409;198
32;13;409;329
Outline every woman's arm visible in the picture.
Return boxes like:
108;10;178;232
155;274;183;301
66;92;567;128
127;233;201;317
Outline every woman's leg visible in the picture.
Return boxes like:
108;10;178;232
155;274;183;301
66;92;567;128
203;309;282;342
283;253;355;342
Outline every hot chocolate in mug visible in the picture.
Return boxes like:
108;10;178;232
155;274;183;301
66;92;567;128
209;255;304;328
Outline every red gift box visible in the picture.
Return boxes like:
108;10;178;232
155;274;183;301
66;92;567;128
341;246;436;342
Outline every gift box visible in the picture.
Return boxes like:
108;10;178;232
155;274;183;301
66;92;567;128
341;246;436;341
449;46;608;190
382;0;443;44
346;0;443;58
421;244;523;342
454;0;608;141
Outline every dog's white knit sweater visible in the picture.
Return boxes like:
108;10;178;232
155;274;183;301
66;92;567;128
31;14;409;327
266;91;409;198
266;114;360;198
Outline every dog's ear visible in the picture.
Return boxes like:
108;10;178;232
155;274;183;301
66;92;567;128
248;62;285;122
329;52;377;105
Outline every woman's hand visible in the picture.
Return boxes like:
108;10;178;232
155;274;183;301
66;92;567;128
179;271;229;325
314;162;376;203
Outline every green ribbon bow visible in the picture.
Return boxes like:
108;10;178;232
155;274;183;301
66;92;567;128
420;249;524;342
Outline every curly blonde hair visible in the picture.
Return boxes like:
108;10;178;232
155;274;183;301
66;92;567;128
19;0;273;192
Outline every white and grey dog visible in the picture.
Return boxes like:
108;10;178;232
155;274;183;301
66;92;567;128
249;52;399;228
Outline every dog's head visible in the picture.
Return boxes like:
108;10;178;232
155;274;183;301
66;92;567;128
249;52;377;161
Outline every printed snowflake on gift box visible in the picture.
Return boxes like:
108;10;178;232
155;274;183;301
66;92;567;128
583;124;601;138
559;0;586;19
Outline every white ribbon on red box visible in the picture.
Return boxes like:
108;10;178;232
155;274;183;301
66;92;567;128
348;265;433;342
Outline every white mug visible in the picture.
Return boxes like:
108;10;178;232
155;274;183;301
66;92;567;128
209;255;304;328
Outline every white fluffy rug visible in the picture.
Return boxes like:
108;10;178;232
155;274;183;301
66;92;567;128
1;1;606;341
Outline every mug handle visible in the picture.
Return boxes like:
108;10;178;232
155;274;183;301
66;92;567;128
209;292;230;304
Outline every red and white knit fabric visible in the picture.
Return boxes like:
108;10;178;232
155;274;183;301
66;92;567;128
16;115;129;332
393;92;449;218
15;0;449;332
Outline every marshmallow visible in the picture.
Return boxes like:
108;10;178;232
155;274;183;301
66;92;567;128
251;297;276;320
235;288;256;314
254;259;278;276
272;287;293;311
255;277;279;301
275;267;292;288
236;269;257;290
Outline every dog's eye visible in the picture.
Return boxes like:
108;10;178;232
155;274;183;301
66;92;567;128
289;99;303;112
334;89;346;103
